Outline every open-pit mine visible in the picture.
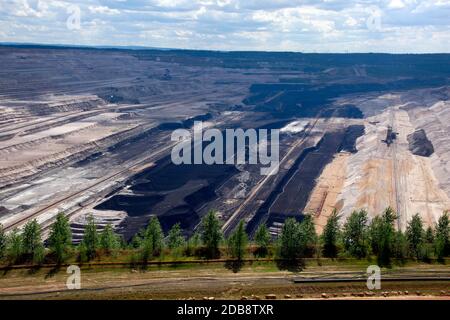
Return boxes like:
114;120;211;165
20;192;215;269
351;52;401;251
1;45;450;240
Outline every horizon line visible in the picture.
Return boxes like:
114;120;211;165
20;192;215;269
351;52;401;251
1;41;450;55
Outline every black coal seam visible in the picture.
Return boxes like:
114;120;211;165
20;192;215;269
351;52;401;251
245;139;324;237
96;119;301;239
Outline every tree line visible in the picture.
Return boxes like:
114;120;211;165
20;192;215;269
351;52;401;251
0;208;448;268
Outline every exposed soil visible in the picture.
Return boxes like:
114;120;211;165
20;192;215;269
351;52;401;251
0;262;448;300
305;152;350;234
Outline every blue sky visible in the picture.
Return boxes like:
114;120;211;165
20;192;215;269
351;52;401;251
1;0;450;52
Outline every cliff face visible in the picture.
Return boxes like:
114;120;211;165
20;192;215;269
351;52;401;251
307;88;450;232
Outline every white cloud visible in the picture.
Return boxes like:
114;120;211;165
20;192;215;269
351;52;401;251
88;5;120;15
345;16;358;27
388;0;406;9
0;0;449;52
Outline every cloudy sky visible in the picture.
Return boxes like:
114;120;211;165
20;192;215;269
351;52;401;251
1;0;450;52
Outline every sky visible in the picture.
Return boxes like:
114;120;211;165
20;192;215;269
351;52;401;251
1;0;450;53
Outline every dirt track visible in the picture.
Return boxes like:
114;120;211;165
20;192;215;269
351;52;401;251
0;262;449;300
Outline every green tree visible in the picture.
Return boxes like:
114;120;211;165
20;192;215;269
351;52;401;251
369;208;397;266
189;232;202;248
227;221;248;260
100;224;120;254
167;223;185;250
81;215;99;260
0;224;6;260
254;224;271;257
144;216;164;255
118;236;128;250
48;213;72;264
299;214;318;255
435;212;449;260
139;216;164;263
200;210;223;258
406;214;425;259
6;229;23;264
422;226;435;261
278;218;302;261
131;228;145;249
343;209;369;258
322;209;340;258
425;226;434;244
186;232;202;256
392;230;409;261
22;219;45;264
369;216;383;254
190;232;202;247
78;241;88;263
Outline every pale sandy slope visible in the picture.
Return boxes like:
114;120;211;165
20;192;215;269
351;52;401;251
308;88;450;232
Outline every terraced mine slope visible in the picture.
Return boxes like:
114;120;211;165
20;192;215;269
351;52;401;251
0;45;449;239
